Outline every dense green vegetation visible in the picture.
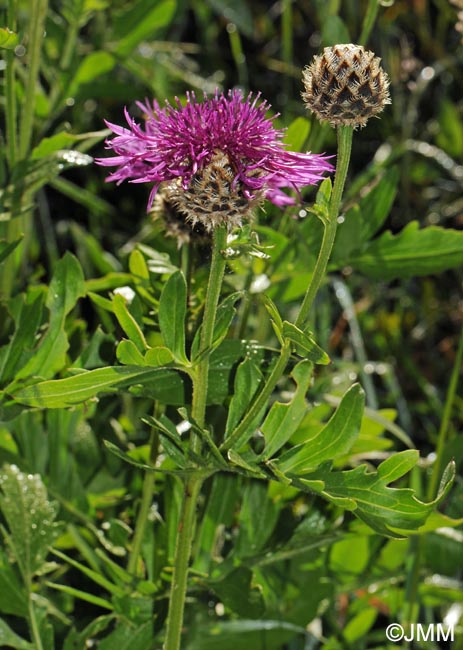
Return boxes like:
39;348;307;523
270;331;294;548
0;1;462;648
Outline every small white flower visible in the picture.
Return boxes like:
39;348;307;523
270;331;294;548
113;286;136;303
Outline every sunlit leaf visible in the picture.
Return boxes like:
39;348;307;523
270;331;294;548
275;384;364;473
349;222;463;280
259;360;314;461
112;293;147;353
0;28;19;50
12;366;187;408
116;339;146;365
31;133;82;159
283;117;310;151
296;453;455;537
282;321;330;364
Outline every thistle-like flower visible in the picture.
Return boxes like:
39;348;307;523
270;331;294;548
96;90;333;230
302;44;391;129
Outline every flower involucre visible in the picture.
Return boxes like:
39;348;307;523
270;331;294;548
302;44;391;129
151;187;209;248
97;90;333;230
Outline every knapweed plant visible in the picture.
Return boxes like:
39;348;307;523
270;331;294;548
1;18;462;650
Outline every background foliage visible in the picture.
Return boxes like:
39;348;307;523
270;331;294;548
0;0;462;648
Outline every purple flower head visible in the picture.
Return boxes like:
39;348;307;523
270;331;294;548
96;90;333;229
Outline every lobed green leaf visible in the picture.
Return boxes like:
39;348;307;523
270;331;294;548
348;222;463;280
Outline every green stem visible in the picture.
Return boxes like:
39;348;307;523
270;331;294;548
28;594;44;650
5;0;17;167
222;126;353;452
191;225;228;433
296;125;353;328
221;342;292;452
19;0;49;159
164;475;202;650
127;428;159;575
427;325;463;499
164;225;228;650
358;0;380;46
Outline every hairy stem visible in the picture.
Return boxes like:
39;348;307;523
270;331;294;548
191;225;228;433
222;125;354;452
296;125;353;327
164;475;202;650
164;225;227;650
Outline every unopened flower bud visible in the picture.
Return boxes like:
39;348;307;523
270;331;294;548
302;44;391;129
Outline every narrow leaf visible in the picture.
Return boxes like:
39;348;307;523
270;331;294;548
158;270;187;362
112;294;147;353
261;294;284;344
282;321;330;364
31;133;81;159
276;384;365;473
12;366;186;408
0;287;45;383
114;0;176;55
225;357;264;437
51;549;124;597
45;582;113;610
260;360;314;461
191;292;243;362
0;237;22;264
